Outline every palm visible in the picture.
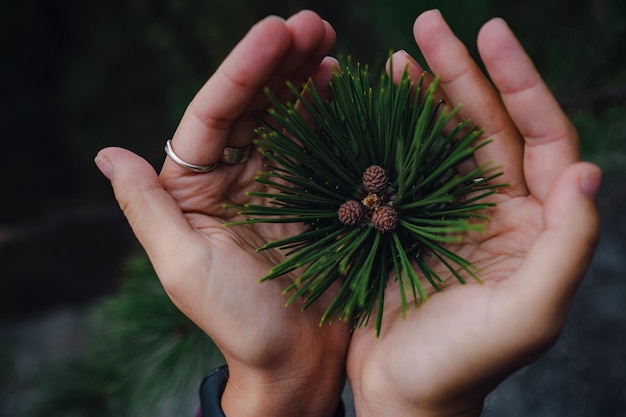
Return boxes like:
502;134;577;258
158;149;350;365
348;193;542;409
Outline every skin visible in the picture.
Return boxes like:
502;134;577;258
95;9;601;417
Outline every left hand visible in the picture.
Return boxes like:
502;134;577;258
346;10;601;417
96;11;350;417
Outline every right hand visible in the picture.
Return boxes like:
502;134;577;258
346;11;601;417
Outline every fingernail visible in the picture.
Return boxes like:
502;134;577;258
579;166;602;200
389;49;406;64
491;17;508;26
398;49;421;68
388;50;423;77
95;153;113;180
264;15;285;23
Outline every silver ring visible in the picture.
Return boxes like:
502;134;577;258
222;145;252;164
164;140;217;173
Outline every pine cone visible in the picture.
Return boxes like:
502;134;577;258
371;205;398;233
362;165;388;194
338;200;364;226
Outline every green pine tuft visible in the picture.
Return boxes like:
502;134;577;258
231;57;507;336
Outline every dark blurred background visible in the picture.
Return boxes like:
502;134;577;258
1;0;625;416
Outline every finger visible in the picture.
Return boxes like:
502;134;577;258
267;15;337;103
387;50;472;142
95;147;207;280
477;18;580;201
242;13;335;144
387;50;488;177
387;50;427;84
387;50;457;123
240;12;335;141
167;15;293;170
291;56;339;134
167;11;333;175
503;163;601;338
413;10;527;195
309;56;340;100
299;19;337;79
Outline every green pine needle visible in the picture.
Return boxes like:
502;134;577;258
229;57;507;336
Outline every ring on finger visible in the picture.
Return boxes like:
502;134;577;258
164;140;217;173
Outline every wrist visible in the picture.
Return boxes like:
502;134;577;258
353;395;483;417
220;362;345;417
350;375;484;417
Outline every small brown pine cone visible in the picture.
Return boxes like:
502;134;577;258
362;165;388;194
371;205;398;233
338;200;364;226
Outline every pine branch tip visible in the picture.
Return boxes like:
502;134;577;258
231;57;508;335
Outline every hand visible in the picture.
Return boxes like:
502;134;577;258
95;11;350;417
346;10;601;417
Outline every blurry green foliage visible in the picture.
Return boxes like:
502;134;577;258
32;257;222;417
573;105;626;173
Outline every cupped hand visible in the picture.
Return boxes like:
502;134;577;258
95;11;349;417
347;10;601;417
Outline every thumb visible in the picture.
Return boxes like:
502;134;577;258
95;147;196;277
508;162;601;327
